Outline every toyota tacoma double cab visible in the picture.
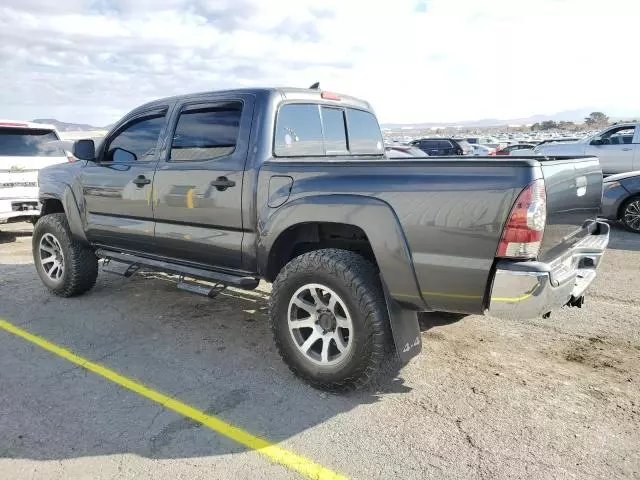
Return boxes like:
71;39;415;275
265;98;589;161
34;87;610;391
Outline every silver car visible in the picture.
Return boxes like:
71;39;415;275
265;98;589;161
535;123;639;175
600;171;640;233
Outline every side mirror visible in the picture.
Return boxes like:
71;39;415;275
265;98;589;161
72;139;96;160
590;139;604;146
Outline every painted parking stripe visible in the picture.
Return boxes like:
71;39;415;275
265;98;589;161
0;318;347;480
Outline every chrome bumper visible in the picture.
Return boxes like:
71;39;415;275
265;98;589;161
0;199;40;224
488;221;610;319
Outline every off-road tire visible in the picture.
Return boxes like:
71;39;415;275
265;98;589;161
33;213;98;297
270;249;394;391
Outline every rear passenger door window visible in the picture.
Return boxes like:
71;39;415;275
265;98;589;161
170;102;241;161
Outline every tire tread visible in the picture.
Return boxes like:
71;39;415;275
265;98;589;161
270;249;393;392
33;213;98;297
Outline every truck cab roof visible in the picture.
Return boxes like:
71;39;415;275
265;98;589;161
136;87;373;113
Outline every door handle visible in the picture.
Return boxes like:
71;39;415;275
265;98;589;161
622;148;632;151
210;176;236;191
132;175;151;187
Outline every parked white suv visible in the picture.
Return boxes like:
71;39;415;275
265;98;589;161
0;120;69;225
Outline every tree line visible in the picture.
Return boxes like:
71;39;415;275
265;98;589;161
531;112;610;131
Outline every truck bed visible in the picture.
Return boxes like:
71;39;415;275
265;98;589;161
258;155;602;314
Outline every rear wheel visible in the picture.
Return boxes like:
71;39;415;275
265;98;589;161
33;213;98;297
270;249;393;391
620;196;640;233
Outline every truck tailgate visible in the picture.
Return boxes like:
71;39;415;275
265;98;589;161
538;156;602;262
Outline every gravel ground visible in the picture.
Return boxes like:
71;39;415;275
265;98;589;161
0;222;639;479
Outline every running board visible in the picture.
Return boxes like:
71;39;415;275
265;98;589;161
102;259;140;277
177;278;226;298
95;249;260;290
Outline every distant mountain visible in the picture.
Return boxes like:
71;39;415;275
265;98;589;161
380;108;603;129
31;118;106;132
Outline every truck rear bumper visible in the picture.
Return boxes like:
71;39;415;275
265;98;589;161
488;221;609;319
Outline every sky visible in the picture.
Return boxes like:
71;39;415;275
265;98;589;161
1;0;639;126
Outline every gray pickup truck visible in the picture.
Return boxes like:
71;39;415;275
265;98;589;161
34;87;610;391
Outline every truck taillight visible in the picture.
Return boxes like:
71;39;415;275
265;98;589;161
497;179;546;259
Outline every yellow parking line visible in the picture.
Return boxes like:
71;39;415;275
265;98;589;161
0;318;347;480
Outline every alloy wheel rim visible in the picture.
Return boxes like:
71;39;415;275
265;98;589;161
39;233;65;282
624;200;640;231
287;283;354;366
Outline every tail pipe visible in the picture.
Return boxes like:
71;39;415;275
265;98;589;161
567;295;585;308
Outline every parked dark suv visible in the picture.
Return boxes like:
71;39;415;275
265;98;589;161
410;137;466;156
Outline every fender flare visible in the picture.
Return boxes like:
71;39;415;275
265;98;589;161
40;185;88;244
258;194;425;310
258;194;425;364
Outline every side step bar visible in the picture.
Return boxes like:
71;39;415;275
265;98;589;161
177;278;227;298
95;249;260;290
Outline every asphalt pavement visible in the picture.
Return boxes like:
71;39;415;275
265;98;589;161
1;222;639;479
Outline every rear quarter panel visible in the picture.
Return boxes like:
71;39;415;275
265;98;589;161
258;159;539;314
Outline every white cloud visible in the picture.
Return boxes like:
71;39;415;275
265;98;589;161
1;0;638;125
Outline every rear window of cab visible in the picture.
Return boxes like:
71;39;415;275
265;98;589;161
274;103;384;157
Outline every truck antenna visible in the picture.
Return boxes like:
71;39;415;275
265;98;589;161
309;82;320;90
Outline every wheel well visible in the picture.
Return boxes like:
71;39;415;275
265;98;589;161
40;198;65;217
266;222;378;282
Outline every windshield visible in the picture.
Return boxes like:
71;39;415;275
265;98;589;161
0;128;64;157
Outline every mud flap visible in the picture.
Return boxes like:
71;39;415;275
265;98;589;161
381;279;422;364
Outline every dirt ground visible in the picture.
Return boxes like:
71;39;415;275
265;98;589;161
1;222;639;479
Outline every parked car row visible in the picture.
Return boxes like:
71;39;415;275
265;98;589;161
388;138;555;158
385;128;640;234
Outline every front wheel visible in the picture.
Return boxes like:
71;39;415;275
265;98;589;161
270;249;393;391
620;196;640;233
32;213;99;297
